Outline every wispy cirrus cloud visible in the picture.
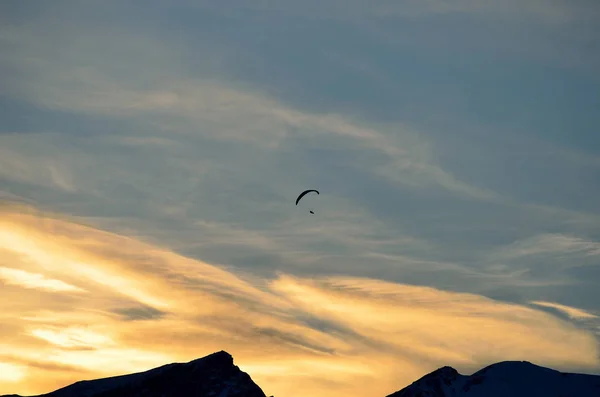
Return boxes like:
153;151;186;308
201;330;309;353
0;3;504;204
0;206;598;397
1;1;600;395
0;267;85;293
530;301;598;320
29;327;115;349
492;233;600;259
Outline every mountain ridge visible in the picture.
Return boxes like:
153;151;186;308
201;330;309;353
387;359;600;397
3;352;600;397
1;350;269;397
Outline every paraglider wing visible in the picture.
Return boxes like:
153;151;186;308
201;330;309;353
295;189;319;205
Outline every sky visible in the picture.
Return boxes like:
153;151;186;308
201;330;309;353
1;1;600;396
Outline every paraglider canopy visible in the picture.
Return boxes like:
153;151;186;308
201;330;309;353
295;189;319;205
296;189;319;214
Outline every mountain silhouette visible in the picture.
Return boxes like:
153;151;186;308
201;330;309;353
0;351;268;397
387;360;600;397
2;352;599;397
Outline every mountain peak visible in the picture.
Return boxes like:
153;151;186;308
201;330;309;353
387;360;600;397
429;366;459;379
186;350;234;368
1;350;266;397
387;364;464;397
4;353;600;397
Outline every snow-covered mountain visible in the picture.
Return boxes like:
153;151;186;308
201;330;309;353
1;351;268;397
386;360;600;397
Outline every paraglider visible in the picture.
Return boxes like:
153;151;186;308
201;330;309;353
296;189;319;214
295;189;319;205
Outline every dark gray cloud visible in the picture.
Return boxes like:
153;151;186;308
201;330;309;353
112;306;167;321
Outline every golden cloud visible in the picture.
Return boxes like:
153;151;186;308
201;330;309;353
0;203;598;397
0;267;85;293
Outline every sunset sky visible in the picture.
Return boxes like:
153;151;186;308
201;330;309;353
1;1;600;396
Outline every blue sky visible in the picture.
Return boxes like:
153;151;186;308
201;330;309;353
1;1;600;396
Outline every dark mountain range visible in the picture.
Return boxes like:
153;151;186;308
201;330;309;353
1;351;269;397
387;360;600;397
3;352;599;397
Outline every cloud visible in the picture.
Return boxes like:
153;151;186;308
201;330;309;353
0;267;85;293
0;6;504;204
492;234;600;259
112;306;167;321
1;3;600;396
2;10;545;309
530;301;598;320
376;0;596;24
0;139;79;193
0;205;597;397
0;362;26;383
29;327;114;350
1;0;598;274
168;0;598;25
